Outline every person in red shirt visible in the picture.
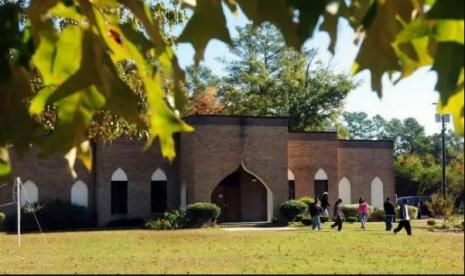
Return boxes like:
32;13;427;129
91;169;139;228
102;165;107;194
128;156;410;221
357;198;369;230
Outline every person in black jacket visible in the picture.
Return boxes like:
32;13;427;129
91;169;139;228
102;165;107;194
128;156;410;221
384;197;396;231
330;199;344;231
320;192;330;217
394;199;412;235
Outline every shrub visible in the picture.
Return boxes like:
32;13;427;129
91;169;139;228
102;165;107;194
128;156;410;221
280;200;307;222
5;201;95;232
345;216;358;223
145;210;187;230
422;201;435;217
185;203;220;228
0;212;5;230
430;193;454;218
427;219;436;226
341;204;374;218
301;217;312;226
396;205;418;220
320;216;329;223
106;218;145;228
368;209;385;222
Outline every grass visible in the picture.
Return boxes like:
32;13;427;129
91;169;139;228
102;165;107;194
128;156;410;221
0;221;463;274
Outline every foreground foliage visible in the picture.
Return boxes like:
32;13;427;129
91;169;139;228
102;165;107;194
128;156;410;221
0;221;463;274
0;0;463;180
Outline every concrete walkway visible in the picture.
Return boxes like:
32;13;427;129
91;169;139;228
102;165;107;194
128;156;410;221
221;227;298;231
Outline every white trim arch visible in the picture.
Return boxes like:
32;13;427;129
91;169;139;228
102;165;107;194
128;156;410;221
288;169;295;181
71;180;88;207
151;168;167;181
111;168;128;181
314;169;328;180
21;180;39;207
371;177;384;209
338;177;351;205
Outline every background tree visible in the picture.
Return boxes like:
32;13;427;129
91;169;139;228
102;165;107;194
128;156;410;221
218;23;357;131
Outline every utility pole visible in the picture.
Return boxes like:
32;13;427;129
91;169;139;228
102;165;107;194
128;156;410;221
16;177;21;247
440;115;447;199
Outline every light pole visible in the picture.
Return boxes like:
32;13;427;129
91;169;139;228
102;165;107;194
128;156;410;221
434;111;450;199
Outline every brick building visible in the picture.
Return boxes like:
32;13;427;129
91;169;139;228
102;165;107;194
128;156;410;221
0;115;395;226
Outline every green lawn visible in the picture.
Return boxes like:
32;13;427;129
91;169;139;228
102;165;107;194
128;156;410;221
0;221;463;274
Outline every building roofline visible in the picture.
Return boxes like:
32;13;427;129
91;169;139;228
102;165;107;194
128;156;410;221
338;139;394;149
183;114;288;127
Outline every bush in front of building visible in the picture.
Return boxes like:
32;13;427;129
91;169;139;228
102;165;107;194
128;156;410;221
106;218;145;228
368;208;385;222
4;200;95;232
280;200;307;223
0;212;5;230
185;202;221;228
301;216;312;226
345;216;358;223
145;210;187;230
427;219;436;226
341;204;374;218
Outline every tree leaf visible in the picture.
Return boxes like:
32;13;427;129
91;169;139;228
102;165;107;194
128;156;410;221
320;11;339;54
438;68;464;135
237;0;299;47
432;42;464;105
178;0;231;63
0;67;36;153
353;0;418;96
0;147;11;179
392;18;435;79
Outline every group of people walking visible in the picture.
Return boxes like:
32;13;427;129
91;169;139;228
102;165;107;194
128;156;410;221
309;192;412;235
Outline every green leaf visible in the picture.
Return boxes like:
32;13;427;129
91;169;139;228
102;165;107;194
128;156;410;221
237;0;299;47
392;18;435;79
288;0;327;47
320;11;339;54
432;42;464;104
426;0;464;20
0;67;36;153
178;0;231;63
0;147;11;179
353;0;418;96
438;68;464;135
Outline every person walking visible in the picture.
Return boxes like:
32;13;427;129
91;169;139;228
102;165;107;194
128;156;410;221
357;198;369;230
384;197;396;231
394;199;412;235
310;199;323;231
320;192;330;218
330;198;344;231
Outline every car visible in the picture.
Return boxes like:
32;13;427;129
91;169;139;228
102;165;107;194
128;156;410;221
396;195;432;218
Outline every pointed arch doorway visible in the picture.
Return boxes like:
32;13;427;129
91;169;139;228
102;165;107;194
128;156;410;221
211;163;272;223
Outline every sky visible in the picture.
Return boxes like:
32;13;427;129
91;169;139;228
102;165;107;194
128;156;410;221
173;3;448;135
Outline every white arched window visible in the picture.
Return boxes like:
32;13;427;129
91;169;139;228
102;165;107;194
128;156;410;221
151;168;167;213
111;168;128;214
21;180;39;207
314;169;328;180
71;180;88;207
338;177;351;205
288;169;296;200
112;168;128;181
371;177;384;209
314;168;328;200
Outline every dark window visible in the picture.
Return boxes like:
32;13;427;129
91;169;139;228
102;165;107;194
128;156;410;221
111;181;127;214
151;181;167;213
314;180;328;200
288;180;295;200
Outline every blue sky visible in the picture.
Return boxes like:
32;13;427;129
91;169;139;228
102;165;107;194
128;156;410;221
174;3;446;135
